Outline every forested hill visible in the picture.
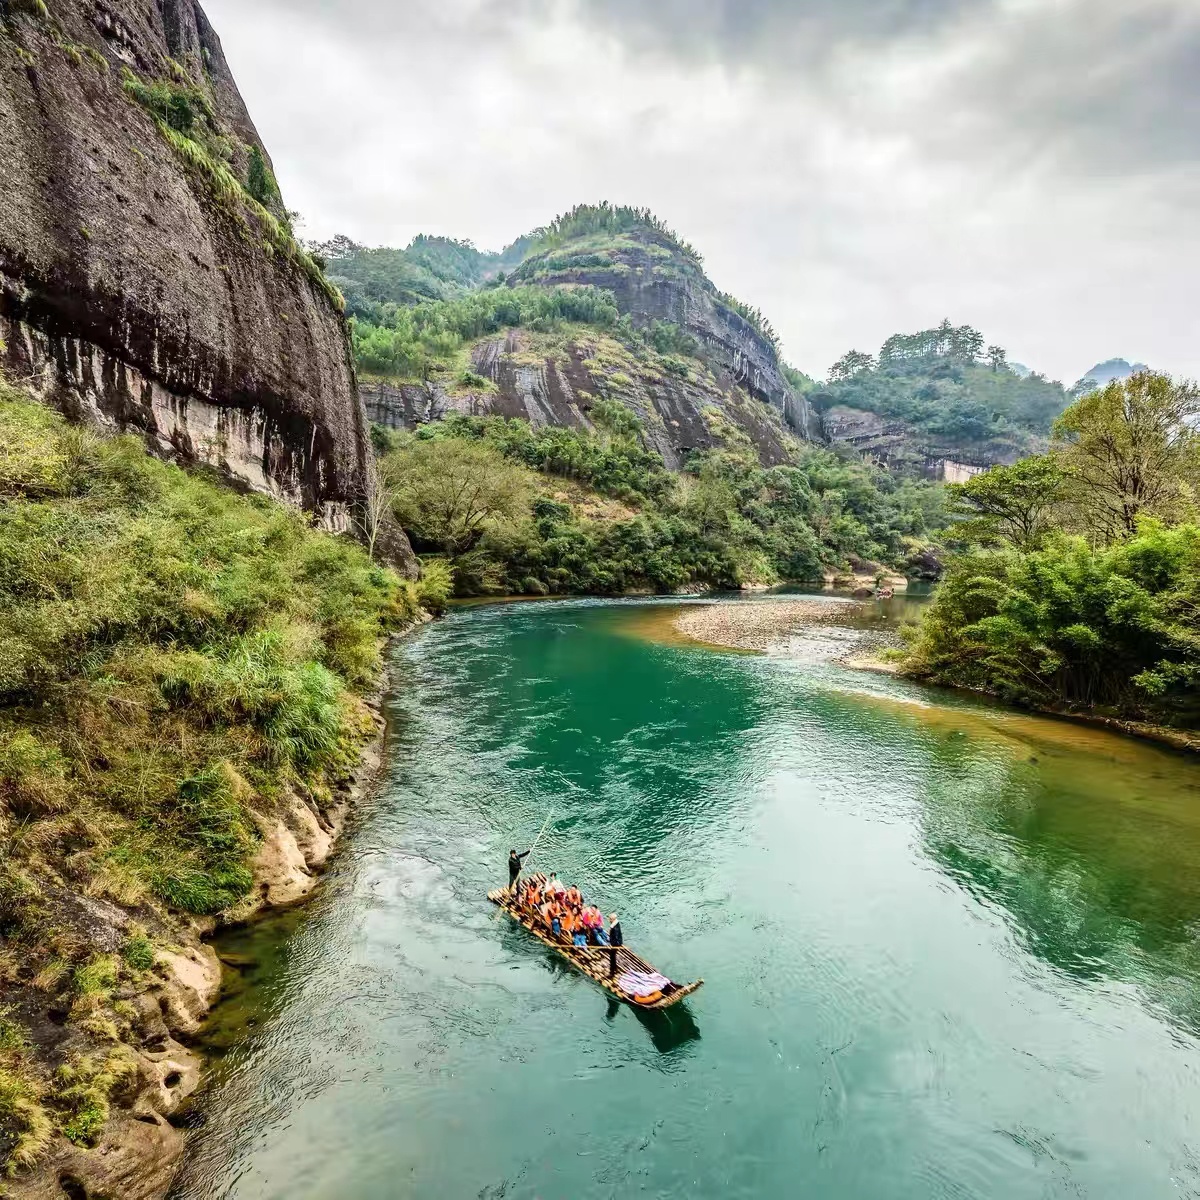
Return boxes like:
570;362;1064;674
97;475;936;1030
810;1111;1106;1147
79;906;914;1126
315;233;532;310
319;204;820;470
811;322;1074;471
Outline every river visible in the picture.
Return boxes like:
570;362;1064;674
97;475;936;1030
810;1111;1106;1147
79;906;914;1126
172;598;1200;1199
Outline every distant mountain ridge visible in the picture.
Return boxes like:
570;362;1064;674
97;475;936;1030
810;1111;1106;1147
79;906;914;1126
1072;358;1151;394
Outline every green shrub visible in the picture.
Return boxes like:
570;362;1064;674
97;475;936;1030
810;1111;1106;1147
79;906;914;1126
246;144;281;208
55;1052;136;1148
121;931;155;973
378;414;948;598
904;523;1200;723
0;384;408;931
9;0;50;20
416;559;454;614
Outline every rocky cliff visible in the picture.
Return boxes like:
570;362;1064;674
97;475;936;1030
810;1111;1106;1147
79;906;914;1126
822;405;1022;480
0;0;413;569
363;326;804;469
358;217;821;465
508;225;821;442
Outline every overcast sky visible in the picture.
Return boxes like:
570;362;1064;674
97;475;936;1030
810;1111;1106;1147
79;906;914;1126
204;0;1199;384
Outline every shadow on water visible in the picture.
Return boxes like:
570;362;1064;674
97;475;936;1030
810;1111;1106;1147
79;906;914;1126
606;996;703;1056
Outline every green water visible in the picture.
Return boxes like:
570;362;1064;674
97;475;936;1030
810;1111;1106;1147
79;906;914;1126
172;599;1200;1199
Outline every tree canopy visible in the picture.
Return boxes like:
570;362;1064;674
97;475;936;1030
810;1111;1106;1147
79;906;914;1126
904;371;1200;727
813;321;1072;452
1054;372;1200;539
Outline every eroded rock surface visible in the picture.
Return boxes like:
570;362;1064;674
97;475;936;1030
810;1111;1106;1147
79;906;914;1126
362;224;821;465
823;404;1021;478
364;330;805;469
0;0;414;570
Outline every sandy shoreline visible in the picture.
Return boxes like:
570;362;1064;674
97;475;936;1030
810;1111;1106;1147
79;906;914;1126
672;598;861;653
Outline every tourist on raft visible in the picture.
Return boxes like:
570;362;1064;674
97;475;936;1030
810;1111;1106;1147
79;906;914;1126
514;873;615;950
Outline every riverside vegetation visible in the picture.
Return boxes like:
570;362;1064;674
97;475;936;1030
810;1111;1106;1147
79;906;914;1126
0;369;442;1177
903;372;1200;728
373;408;948;596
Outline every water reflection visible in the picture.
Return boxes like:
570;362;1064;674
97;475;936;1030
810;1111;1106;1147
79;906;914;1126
619;1000;702;1056
851;688;1200;1035
174;599;1200;1200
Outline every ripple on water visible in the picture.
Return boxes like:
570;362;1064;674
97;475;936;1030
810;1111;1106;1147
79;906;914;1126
174;601;1200;1200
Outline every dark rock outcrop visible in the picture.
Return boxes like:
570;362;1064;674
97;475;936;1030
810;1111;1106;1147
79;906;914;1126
822;404;1022;480
0;0;415;571
363;329;802;468
509;229;822;444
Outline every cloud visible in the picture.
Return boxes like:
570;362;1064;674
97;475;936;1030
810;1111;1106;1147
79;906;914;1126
200;0;1200;383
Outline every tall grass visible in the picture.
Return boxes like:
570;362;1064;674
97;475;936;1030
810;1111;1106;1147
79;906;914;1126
0;380;415;938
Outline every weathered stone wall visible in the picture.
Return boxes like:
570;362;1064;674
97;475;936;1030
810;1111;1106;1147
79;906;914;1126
362;328;803;469
0;0;415;568
514;232;822;444
823;404;1028;477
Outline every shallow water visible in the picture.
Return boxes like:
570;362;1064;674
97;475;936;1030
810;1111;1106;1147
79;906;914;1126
173;599;1200;1199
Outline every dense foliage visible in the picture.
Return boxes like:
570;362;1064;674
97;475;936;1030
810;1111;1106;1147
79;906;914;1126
342;202;786;376
317;233;529;321
813;320;1070;451
905;373;1200;726
0;383;418;924
521;202;705;269
377;410;948;596
352;285;621;380
904;527;1200;724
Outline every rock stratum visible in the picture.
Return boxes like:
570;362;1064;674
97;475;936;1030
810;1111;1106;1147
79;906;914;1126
358;220;821;467
0;0;413;568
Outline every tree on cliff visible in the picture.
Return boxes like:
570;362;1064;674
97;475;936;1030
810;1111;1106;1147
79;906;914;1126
247;144;282;209
829;350;876;382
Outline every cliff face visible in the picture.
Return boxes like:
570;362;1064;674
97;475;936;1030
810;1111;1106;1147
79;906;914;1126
510;229;821;442
363;327;803;469
361;224;821;465
822;405;1029;479
0;0;414;569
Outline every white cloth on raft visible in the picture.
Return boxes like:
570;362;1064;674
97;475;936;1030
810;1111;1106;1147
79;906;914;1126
616;970;671;998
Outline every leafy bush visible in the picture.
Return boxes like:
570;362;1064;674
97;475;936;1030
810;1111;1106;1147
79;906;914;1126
416;559;454;614
379;414;949;597
904;524;1200;724
352;285;619;380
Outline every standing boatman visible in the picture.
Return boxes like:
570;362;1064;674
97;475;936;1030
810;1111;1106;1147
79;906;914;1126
607;913;623;977
508;848;531;897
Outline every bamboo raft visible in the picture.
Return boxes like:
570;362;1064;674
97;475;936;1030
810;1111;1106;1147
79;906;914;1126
488;888;704;1010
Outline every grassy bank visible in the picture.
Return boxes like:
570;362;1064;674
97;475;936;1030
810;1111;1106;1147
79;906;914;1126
0;374;430;1176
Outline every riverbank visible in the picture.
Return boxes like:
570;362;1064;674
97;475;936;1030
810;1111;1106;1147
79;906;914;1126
6;614;430;1200
666;598;1198;755
168;596;1200;1200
